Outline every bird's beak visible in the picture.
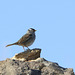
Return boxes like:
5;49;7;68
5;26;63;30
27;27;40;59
35;30;37;31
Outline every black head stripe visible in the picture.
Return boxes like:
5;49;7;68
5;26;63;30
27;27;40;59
29;28;35;31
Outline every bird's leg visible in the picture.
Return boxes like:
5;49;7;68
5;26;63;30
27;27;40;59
27;47;30;51
23;46;25;51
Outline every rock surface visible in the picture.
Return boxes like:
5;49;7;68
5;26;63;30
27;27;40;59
0;58;74;75
11;48;41;61
0;48;74;75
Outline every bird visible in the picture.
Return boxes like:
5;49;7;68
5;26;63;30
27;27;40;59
6;28;36;51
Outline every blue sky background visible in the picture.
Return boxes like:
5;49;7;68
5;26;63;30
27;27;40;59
0;0;75;72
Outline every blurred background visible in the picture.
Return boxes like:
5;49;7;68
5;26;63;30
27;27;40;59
0;0;75;72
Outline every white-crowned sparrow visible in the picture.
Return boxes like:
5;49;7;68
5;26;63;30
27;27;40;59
6;28;36;51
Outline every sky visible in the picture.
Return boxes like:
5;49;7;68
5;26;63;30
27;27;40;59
0;0;75;72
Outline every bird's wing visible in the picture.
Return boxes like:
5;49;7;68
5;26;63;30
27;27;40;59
18;33;32;44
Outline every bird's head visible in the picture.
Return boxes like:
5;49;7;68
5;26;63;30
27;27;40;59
27;28;36;33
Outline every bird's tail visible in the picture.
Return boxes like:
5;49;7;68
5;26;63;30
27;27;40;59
6;42;18;47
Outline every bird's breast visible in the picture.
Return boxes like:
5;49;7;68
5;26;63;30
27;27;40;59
24;34;36;47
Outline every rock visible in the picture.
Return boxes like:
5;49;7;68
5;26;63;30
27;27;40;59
0;58;74;75
11;48;41;61
0;48;74;75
